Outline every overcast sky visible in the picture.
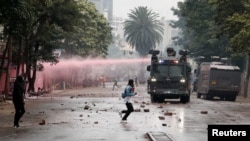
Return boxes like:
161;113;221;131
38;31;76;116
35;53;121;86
113;0;184;20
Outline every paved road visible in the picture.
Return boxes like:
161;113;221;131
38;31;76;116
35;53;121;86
1;82;250;141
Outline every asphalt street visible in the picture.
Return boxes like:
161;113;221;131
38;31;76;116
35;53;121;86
1;82;250;141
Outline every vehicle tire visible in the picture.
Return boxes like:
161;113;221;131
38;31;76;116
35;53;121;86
180;95;189;103
150;95;157;103
157;96;165;103
205;95;212;100
226;95;236;101
219;96;224;100
186;95;190;102
180;96;185;103
197;93;201;98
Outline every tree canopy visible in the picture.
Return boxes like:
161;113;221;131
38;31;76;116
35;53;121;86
0;0;112;92
171;0;250;59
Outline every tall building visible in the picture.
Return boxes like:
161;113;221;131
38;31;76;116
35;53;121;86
89;0;113;22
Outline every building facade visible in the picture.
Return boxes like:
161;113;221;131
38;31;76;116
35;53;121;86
89;0;113;22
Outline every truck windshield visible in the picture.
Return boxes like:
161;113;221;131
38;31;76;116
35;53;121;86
152;64;184;77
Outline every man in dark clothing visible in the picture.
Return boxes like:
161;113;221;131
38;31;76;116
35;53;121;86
12;76;25;128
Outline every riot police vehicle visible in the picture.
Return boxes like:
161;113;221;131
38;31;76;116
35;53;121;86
146;48;192;103
195;59;241;101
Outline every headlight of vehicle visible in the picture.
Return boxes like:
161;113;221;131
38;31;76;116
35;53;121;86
211;80;216;85
151;77;157;82
180;78;186;83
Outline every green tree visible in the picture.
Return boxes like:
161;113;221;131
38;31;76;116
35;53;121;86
61;1;112;58
214;0;250;97
0;0;112;92
209;0;248;54
0;0;24;95
123;6;164;56
171;0;231;60
18;0;85;91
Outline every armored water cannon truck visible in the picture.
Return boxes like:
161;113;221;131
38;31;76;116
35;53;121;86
195;59;241;101
146;48;192;103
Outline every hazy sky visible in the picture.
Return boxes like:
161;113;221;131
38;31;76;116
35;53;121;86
113;0;184;20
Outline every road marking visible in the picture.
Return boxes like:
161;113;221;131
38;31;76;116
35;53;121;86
147;131;175;141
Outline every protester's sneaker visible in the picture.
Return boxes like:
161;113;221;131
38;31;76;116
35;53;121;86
118;112;122;119
13;125;19;128
120;120;127;123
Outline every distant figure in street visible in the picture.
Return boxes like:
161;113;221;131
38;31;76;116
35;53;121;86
12;76;25;128
112;78;121;90
119;79;137;122
134;76;138;87
101;75;106;88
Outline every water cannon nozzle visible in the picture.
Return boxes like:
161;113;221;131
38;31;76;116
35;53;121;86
166;48;176;57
